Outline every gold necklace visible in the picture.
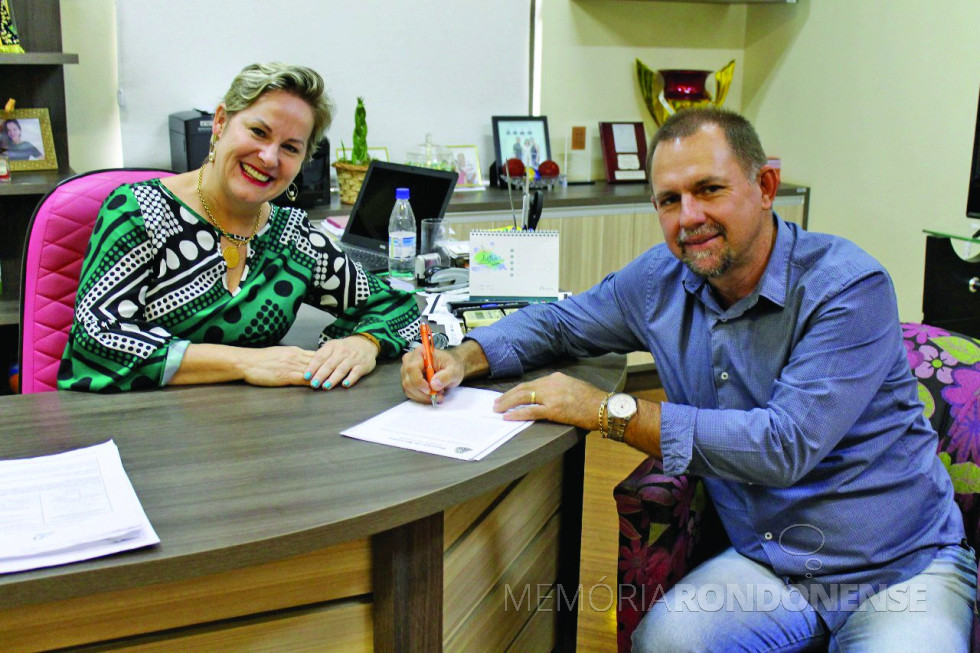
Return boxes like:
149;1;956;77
196;165;263;268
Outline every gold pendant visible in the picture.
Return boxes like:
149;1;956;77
222;245;240;268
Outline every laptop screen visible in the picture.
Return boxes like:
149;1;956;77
341;161;458;253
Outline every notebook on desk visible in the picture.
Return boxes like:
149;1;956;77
338;161;457;271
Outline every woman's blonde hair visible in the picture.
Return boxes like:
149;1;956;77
222;62;334;161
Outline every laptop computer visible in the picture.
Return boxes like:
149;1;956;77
338;161;458;272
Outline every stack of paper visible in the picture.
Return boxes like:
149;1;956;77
342;387;533;461
0;441;159;574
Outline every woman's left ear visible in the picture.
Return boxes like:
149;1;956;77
212;104;227;139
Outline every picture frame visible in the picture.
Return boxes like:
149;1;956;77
1;108;57;171
447;145;484;188
491;116;551;174
334;146;389;163
598;122;648;184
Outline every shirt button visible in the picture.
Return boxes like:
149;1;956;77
764;532;773;540
720;371;730;381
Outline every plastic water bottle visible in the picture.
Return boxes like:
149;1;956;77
388;187;416;278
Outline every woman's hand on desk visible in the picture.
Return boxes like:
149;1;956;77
304;336;379;390
173;343;316;387
172;339;380;389
241;346;316;386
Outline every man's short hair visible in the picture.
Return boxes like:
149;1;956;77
647;107;768;180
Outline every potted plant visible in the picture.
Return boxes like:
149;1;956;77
333;97;371;205
0;0;26;54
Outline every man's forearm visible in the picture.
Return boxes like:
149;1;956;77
452;339;492;380
623;398;663;459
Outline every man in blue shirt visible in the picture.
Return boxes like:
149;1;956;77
401;108;975;651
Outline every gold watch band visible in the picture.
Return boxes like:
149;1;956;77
598;392;614;438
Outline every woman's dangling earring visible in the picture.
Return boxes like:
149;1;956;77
286;183;299;201
208;134;218;163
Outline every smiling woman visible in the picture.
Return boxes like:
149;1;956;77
59;63;422;394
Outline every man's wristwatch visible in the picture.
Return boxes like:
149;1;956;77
600;392;637;443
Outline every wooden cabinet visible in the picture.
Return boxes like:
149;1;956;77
0;0;77;392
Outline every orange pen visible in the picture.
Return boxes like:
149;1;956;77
420;323;438;407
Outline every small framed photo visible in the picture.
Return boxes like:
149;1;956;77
447;145;484;188
492;116;551;173
334;146;390;163
598;122;648;184
1;109;58;172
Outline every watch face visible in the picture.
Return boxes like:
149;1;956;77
608;393;636;419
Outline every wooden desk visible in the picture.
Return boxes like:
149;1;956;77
0;355;624;652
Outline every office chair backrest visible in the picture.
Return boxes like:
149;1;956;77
19;168;173;394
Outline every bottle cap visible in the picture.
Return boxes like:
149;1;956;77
396;187;410;200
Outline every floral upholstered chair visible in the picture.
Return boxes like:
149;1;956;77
613;323;980;652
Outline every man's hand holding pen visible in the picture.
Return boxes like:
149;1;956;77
401;338;611;432
401;336;467;406
420;324;438;407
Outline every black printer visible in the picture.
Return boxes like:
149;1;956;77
168;110;213;173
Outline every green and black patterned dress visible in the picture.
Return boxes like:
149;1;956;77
58;179;421;392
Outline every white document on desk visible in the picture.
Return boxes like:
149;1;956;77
0;440;159;574
342;387;533;461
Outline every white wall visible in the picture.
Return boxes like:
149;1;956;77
540;0;746;179
540;0;980;321
743;0;980;319
61;1;532;175
112;1;530;171
61;0;123;172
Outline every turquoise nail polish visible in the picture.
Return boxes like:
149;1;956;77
343;380;351;387
311;379;320;388
324;382;332;390
304;372;312;381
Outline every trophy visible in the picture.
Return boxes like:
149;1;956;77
636;59;735;127
0;0;24;54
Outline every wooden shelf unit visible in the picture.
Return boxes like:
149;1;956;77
0;0;78;392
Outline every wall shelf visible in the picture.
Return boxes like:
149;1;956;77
0;300;18;327
0;169;75;196
0;52;78;65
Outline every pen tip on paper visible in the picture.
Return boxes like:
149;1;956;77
431;395;438;407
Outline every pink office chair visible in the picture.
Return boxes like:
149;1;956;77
19;168;173;394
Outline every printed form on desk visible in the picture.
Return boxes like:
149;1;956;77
0;440;159;574
342;387;533;461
